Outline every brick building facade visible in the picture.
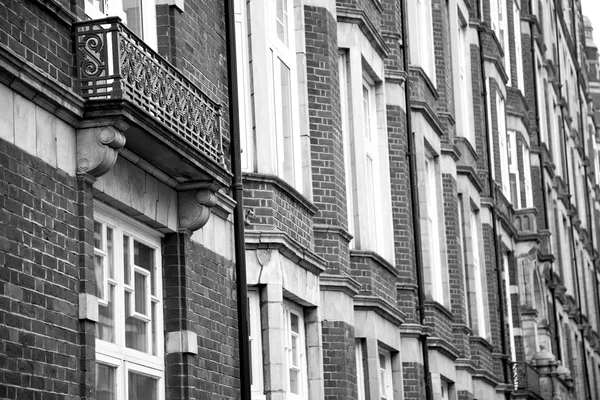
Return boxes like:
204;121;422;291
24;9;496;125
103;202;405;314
2;0;600;399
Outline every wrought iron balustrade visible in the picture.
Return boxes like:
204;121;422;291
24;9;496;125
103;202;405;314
512;361;541;396
74;17;224;166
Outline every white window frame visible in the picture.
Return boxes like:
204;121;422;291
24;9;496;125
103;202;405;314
355;340;366;400
248;289;265;399
85;0;158;50
284;301;308;400
244;0;303;190
94;202;164;400
507;130;521;207
522;145;533;208
496;92;510;198
425;155;444;304
413;0;436;82
498;0;510;85
340;51;355;246
504;254;517;363
470;210;487;339
514;1;525;91
455;18;472;142
378;350;393;400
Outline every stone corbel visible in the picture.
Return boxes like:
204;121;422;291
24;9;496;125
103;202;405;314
178;189;218;232
76;125;126;179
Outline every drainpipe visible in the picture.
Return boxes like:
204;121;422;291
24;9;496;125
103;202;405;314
400;1;432;399
477;3;510;387
224;1;251;399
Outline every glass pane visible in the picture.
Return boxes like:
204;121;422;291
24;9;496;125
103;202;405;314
123;0;144;38
124;235;130;285
96;363;116;400
290;313;299;333
276;0;286;44
94;222;103;249
134;241;155;295
97;284;115;343
125;290;131;317
279;61;294;183
107;228;114;279
128;371;157;400
126;316;147;352
363;86;371;141
151;301;157;356
134;272;147;315
95;255;104;299
289;369;299;394
291;335;298;366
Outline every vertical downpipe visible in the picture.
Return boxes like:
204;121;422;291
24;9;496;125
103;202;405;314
224;1;252;399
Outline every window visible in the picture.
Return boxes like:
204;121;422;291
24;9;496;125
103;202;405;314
514;1;525;91
356;340;366;400
378;351;393;400
94;205;164;400
235;0;303;189
507;131;521;207
498;0;510;85
339;50;393;260
284;302;307;399
504;253;517;363
413;0;436;81
85;0;157;50
469;210;487;338
455;19;472;142
522;145;533;207
248;289;264;399
425;156;444;304
496;92;509;198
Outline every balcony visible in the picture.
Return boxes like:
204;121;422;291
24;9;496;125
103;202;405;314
74;17;229;186
512;361;541;397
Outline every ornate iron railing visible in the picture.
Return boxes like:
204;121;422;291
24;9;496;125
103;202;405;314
74;17;224;165
512;361;541;396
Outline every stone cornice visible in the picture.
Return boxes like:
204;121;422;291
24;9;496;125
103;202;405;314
313;224;353;243
245;230;326;276
354;295;405;326
337;8;390;59
319;273;362;297
31;0;78;25
0;44;84;126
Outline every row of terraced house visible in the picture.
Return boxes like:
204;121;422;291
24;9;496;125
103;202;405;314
2;0;600;399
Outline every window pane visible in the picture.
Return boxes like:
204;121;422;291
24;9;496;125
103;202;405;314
96;363;116;400
94;222;103;249
134;241;155;295
151;301;157;356
95;255;105;299
123;0;143;38
87;0;106;13
134;272;147;315
97;284;115;342
276;0;287;44
290;369;299;394
291;335;298;366
290;313;299;333
124;235;130;285
128;371;157;400
107;228;114;279
279;61;294;184
363;86;371;141
126;316;147;352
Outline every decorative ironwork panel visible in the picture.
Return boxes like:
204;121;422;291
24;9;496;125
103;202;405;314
512;361;541;395
74;17;224;166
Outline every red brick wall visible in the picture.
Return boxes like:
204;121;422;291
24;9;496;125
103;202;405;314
322;321;357;400
0;138;86;399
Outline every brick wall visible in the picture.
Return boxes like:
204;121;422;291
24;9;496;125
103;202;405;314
322;321;357;400
0;0;74;87
0;138;84;399
304;5;351;274
402;361;425;400
351;253;399;306
163;232;240;400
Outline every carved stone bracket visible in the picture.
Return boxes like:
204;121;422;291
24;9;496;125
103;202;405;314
178;189;218;232
77;126;126;179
